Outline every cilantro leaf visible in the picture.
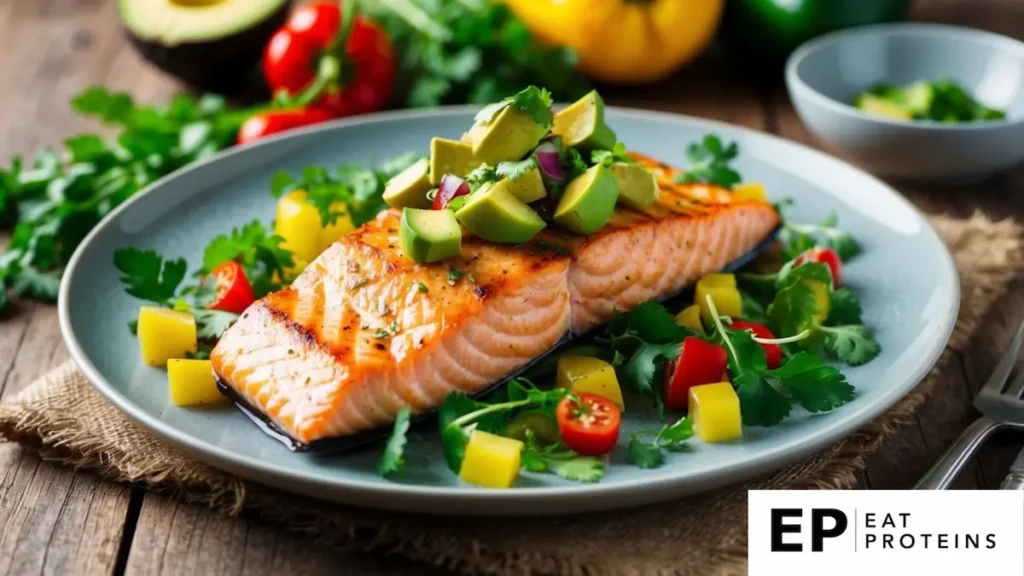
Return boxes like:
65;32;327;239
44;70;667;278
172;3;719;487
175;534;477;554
378;406;412;477
820;325;881;366
627;300;690;344
522;437;604;483
191;309;240;340
496;157;537;181
113;247;186;304
591;142;631;167
721;328;793;427
628;437;665;469
473;86;554;126
762;353;855;413
620;341;678;399
627;417;694;469
766;280;817;339
202;220;294;298
10;265;61;300
465;163;497;189
674;135;742;189
741;291;767;324
779;212;861;262
826;288;863;325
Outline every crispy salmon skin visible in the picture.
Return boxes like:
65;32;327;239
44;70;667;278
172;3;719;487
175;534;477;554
211;154;779;444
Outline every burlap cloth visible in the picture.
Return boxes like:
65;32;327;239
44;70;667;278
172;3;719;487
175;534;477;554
1;211;1022;575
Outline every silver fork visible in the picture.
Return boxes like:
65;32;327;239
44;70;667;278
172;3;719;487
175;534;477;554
916;320;1024;490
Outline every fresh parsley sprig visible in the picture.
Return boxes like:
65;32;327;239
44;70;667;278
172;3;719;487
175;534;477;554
521;433;604;483
627;416;694;469
778;210;861;262
377;406;412;477
473;86;554;127
591;142;633;167
674;135;742;189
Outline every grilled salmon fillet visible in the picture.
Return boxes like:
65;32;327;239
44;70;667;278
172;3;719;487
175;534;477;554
211;155;779;444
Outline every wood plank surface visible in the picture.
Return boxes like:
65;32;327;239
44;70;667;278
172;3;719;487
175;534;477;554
0;0;1022;575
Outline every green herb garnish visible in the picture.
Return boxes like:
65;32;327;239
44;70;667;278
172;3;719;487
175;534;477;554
674;135;741;189
377;406;412;477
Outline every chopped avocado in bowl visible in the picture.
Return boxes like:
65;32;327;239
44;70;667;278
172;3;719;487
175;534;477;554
854;80;1007;124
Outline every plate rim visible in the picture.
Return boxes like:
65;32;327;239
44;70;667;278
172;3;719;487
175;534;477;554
58;105;960;515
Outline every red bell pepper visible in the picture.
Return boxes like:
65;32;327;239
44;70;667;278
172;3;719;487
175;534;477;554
236;108;334;145
263;1;395;119
663;337;729;409
794;247;843;286
729;320;781;369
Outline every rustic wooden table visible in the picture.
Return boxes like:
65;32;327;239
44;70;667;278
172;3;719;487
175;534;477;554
1;1;1023;574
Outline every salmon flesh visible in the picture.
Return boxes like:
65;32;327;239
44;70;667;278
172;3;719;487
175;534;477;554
210;154;780;446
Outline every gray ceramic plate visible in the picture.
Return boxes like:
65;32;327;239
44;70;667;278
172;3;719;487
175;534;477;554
60;107;958;516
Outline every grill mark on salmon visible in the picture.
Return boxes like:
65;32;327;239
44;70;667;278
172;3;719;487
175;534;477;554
211;154;780;444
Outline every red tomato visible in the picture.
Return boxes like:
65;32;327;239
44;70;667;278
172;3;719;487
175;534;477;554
206;261;256;315
236;108;334;145
794;247;843;286
663;337;728;410
555;393;621;456
263;1;395;118
730;321;781;369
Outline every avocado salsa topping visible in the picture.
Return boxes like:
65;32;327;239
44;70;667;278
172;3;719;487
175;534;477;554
109;86;882;489
386;86;657;263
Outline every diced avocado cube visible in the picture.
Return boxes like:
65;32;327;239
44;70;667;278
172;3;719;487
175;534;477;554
399;208;462;263
855;94;912;121
609;162;658;209
553;164;619;235
430;138;479;185
553;90;618;151
455;183;546;244
492;166;546;204
383;158;433;209
902;82;935;115
467;106;548;165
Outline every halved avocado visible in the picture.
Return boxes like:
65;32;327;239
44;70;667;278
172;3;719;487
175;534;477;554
400;208;462;263
120;0;292;95
430;138;479;185
554;165;619;235
384;159;433;209
455;184;546;244
610;163;659;209
553;90;618;151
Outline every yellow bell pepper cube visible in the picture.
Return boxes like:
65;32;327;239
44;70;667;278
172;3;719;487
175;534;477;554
732;182;767;202
696;283;742;323
688;382;742;443
459;430;523;488
167;359;224;407
675;305;703;333
275;190;322;265
697;273;736;289
320;202;355;252
556;356;625;408
807;280;832;326
137;307;197;367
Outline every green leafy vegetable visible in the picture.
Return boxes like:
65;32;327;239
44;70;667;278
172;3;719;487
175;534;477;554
192;309;241;340
271;153;422;228
761;353;855;413
779;212;861;262
474;86;554;127
360;0;589;109
819;325;881;366
202;220;294;298
0;88;251;313
113;248;187;304
496;157;538;181
674;135;741;189
826;288;863;325
521;435;604;483
591;142;632;167
378;406;412;477
627;417;694;469
435;380;569;473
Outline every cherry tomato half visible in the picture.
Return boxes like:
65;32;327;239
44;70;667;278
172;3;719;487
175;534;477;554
730;321;781;369
555;393;621;456
206;261;256;315
794;247;843;286
663;337;728;410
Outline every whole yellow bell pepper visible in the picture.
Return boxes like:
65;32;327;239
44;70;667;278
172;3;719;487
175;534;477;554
503;0;725;84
